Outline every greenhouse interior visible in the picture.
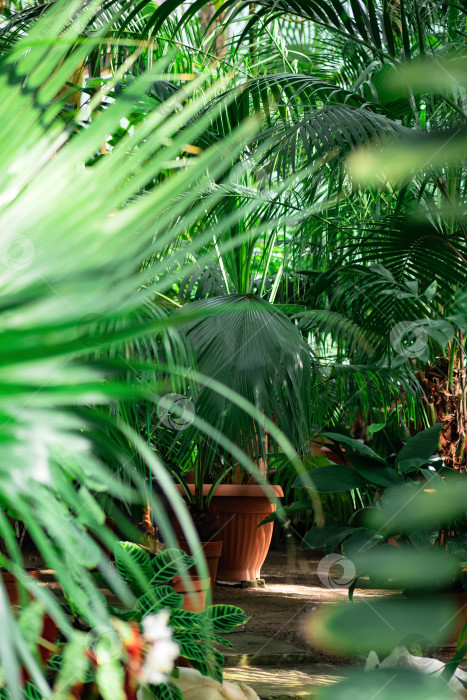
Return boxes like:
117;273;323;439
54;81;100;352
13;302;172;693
0;0;467;697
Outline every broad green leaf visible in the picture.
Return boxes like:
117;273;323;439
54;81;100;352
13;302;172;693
425;280;438;301
398;457;437;474
368;423;385;436
259;500;313;526
350;547;460;590
172;633;209;662
321;433;386;463
302;522;362;551
204;605;249;632
341;529;384;555
407;526;440;549
23;684;44;700
347;455;403;486
189;648;224;684
368;478;467;533
211;634;233;648
149;682;183;700
136;586;184;615
348;507;380;528
396;425;442;466
320;669;455;700
371;265;396;283
294;465;368;492
446;534;467;560
151;549;195;586
170;609;209;629
114;542;153;597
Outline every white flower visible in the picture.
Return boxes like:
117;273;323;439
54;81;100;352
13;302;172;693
142;611;172;641
140;611;179;686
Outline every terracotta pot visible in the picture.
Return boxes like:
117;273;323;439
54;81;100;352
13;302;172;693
174;483;283;583
209;484;283;582
177;540;223;586
2;568;58;670
2;567;40;606
173;576;211;613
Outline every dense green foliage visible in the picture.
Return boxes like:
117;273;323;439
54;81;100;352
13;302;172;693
0;0;466;697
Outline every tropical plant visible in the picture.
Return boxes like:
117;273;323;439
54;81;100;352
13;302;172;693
137;0;467;459
291;425;446;554
0;0;281;694
262;422;467;695
1;0;467;696
3;0;465;451
263;424;440;531
111;542;249;698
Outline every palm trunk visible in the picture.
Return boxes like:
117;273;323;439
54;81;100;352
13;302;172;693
415;332;467;471
199;2;230;58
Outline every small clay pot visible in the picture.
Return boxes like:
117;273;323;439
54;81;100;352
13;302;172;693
172;576;211;613
177;540;223;586
2;568;40;606
2;568;58;670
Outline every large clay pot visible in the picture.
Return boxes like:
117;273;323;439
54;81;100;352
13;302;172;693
209;484;283;583
177;539;223;586
173;576;211;613
174;483;283;583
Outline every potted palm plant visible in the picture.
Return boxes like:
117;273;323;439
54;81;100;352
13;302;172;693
166;293;316;584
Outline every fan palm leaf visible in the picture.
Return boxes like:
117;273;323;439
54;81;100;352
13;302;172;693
172;294;324;470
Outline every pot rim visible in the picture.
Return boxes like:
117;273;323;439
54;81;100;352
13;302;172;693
172;576;211;588
177;539;223;549
1;567;41;579
176;483;284;498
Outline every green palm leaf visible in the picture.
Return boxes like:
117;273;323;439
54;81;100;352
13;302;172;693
177;293;317;463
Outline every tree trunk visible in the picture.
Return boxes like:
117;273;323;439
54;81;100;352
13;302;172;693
415;335;466;471
199;2;230;58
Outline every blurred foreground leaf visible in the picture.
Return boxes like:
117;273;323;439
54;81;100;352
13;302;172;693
320;669;456;699
366;478;467;533
347;131;467;186
306;599;458;654
349;547;460;591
